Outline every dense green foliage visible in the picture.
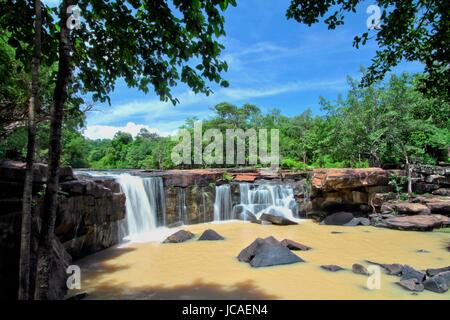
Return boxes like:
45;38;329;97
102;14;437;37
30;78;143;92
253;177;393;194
3;72;447;170
287;0;450;101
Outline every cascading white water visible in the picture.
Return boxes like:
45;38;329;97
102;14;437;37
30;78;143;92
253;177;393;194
233;183;298;221
213;184;233;221
115;174;166;239
143;177;166;227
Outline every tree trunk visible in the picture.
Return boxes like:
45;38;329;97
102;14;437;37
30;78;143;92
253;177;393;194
18;0;42;301
34;0;72;300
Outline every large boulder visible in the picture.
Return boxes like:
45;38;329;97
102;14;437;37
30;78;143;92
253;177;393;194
383;214;450;231
237;236;279;262
259;213;298;225
163;230;194;243
237;237;303;267
322;212;354;226
424;199;450;215
198;229;224;241
249;243;303;268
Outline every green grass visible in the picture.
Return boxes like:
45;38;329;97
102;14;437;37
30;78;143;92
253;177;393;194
434;228;450;234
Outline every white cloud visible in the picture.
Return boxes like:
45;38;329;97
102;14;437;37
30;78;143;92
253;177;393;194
83;122;168;140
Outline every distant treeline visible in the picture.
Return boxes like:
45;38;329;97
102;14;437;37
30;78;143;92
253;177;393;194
1;73;449;170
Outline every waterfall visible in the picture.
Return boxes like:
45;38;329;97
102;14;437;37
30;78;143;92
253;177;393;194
176;188;188;224
116;174;166;238
213;184;233;221
234;183;298;221
143;177;166;227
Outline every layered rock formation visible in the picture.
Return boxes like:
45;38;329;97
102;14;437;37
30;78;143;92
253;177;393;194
0;161;126;300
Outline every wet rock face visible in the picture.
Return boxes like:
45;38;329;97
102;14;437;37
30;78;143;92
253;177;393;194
0;161;126;299
163;230;194;243
56;179;126;259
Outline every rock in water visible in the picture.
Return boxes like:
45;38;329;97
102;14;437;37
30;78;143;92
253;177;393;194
321;265;344;272
366;261;403;276
423;271;450;293
352;263;370;275
249;243;303;268
238;237;303;267
198;229;224;241
259;213;298;225
401;265;426;282
344;217;371;226
237;236;280;262
383;214;450;231
397;279;424;292
163;230;194;243
323;212;354;226
426;266;450;277
280;239;311;251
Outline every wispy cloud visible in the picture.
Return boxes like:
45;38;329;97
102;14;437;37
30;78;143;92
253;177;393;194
83;122;171;140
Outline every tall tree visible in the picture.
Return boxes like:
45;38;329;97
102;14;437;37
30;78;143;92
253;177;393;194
286;0;450;100
32;0;235;299
18;0;42;301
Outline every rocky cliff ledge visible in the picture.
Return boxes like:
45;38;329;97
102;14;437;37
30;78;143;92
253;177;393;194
0;160;126;300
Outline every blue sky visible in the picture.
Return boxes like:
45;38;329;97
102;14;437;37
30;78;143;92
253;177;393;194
55;0;423;139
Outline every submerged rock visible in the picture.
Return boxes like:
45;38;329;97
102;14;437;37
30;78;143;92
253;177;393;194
280;239;311;251
352;263;370;275
198;229;224;241
321;265;344;272
423;271;450;293
397;279;424;292
163;230;194;243
401;265;426;282
323;212;354;226
366;261;404;276
238;236;303;268
259;213;298;225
